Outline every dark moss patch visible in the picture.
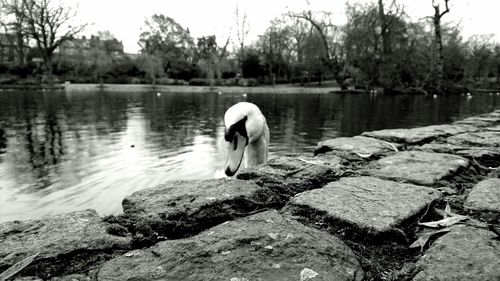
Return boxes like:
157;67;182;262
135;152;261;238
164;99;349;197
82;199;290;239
105;195;282;247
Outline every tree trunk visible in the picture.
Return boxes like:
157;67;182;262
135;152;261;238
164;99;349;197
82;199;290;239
378;0;390;55
432;0;449;93
208;63;215;86
239;43;245;75
216;61;222;85
44;56;54;86
15;32;25;66
434;12;444;92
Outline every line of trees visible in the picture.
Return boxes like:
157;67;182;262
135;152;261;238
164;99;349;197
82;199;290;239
1;0;500;93
0;0;86;85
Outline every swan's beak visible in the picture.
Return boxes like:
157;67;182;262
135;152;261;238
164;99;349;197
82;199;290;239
224;131;247;176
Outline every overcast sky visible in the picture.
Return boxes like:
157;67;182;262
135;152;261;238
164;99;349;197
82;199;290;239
70;0;499;53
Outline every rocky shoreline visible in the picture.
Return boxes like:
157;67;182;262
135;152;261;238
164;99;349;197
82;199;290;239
1;110;499;281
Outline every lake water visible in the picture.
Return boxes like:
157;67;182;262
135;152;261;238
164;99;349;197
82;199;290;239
0;90;499;222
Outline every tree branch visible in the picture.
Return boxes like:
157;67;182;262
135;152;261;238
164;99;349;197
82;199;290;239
440;0;450;17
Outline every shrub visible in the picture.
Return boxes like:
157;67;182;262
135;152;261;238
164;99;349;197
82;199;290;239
130;77;142;84
225;78;238;86
247;78;258;86
188;78;209;86
9;64;35;78
174;79;188;85
157;77;176;85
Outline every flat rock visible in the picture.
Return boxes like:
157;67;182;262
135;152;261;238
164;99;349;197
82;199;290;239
363;151;469;185
117;179;283;241
314;136;401;160
453;112;500;127
286;176;441;239
415;143;500;167
485;125;500;132
361;124;478;144
446;131;500;147
464;178;500;214
0;209;131;279
98;210;364;281
237;155;347;196
413;225;500;281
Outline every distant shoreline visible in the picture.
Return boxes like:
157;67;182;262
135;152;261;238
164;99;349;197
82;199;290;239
2;83;499;95
62;83;339;94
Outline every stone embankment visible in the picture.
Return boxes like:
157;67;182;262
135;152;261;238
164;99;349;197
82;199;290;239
1;110;500;281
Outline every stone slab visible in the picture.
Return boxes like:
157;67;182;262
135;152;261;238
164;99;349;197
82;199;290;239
286;176;441;238
363;151;469;185
98;210;364;281
485;125;500;132
0;209;131;278
453;111;500;127
464;178;500;214
415;143;500;167
116;179;283;241
237;155;347;196
446;131;500;147
314;136;401;160
413;225;500;281
361;124;478;144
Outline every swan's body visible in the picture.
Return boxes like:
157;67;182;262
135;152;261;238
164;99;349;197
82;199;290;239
223;102;269;176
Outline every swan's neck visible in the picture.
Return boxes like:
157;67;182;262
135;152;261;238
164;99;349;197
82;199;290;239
244;123;269;168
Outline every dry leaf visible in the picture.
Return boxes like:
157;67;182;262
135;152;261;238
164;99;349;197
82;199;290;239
433;207;446;218
444;203;451;218
0;252;39;281
383;141;399;152
356;152;373;158
418;215;468;228
410;228;451;251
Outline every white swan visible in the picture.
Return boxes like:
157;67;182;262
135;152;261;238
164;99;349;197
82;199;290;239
222;102;269;176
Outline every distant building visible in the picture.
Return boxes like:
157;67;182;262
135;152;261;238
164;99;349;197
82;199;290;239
57;35;125;61
57;36;91;57
0;33;28;65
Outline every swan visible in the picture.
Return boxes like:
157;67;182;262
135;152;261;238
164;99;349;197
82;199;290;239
222;102;269;176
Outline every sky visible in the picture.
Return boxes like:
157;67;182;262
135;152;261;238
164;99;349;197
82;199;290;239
68;0;500;54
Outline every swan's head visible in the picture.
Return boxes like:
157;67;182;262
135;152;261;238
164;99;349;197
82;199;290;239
223;102;267;176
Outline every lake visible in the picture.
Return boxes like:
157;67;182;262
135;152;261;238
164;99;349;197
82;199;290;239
0;90;499;222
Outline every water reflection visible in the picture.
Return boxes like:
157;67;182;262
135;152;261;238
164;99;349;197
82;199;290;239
0;90;498;222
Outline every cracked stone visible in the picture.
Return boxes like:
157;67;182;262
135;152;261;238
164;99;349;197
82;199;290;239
413;225;500;281
464;178;500;215
363;151;469;186
115;179;283;241
314;136;401;160
286;176;441;239
361;124;478;144
415;143;500;167
98;210;364;281
446;131;500;148
236;155;347;196
0;210;131;279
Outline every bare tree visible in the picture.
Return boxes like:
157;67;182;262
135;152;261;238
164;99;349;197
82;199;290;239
377;0;404;55
0;0;28;66
289;10;334;61
22;0;87;85
234;4;249;75
215;32;231;85
432;0;450;92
